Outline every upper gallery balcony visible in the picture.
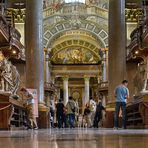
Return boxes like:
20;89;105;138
44;82;57;92
127;18;148;61
0;4;24;60
127;1;148;61
43;2;108;20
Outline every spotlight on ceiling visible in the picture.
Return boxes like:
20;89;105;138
135;50;139;54
12;50;16;54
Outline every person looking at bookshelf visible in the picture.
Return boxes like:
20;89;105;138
20;87;38;129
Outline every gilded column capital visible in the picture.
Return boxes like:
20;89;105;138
44;48;52;62
84;75;90;81
62;76;69;81
44;47;51;55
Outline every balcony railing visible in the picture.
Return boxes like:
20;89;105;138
44;82;57;92
98;81;108;91
127;14;148;60
0;13;24;60
43;4;108;19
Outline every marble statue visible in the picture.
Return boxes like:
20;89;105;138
0;54;20;95
1;60;13;92
133;60;148;95
141;59;148;93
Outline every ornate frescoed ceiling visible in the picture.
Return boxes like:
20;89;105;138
41;0;141;65
6;0;141;65
43;20;106;64
48;29;103;64
43;2;108;65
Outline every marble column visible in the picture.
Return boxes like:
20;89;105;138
102;49;107;82
108;0;126;102
84;76;90;105
63;77;69;106
25;0;44;104
44;48;51;83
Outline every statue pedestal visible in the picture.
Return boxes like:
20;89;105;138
103;109;114;128
143;94;148;101
102;103;115;128
38;103;49;129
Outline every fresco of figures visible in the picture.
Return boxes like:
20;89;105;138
51;47;101;64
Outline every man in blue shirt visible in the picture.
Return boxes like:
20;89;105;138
114;80;129;129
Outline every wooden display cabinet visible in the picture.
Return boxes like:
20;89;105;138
126;96;148;129
0;93;28;130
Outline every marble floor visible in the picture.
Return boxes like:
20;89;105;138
0;128;148;148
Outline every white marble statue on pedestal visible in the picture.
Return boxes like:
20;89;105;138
0;53;20;95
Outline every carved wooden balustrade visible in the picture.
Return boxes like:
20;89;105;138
43;3;108;20
0;9;24;59
0;15;10;45
126;96;148;128
44;82;57;92
98;81;108;92
127;16;148;60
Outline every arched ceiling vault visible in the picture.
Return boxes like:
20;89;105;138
43;20;108;49
51;30;99;48
51;39;100;60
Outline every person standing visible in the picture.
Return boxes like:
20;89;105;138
114;80;129;129
89;97;96;127
66;96;76;128
93;100;105;128
20;87;38;129
83;103;91;127
56;99;65;128
50;96;55;128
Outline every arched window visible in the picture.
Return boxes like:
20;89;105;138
65;0;85;4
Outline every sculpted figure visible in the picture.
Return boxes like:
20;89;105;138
0;56;20;94
142;59;148;92
1;60;13;92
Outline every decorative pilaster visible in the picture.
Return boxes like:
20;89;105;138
63;76;69;106
102;49;108;82
84;76;90;106
44;48;51;83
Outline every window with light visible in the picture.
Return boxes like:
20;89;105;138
65;0;85;4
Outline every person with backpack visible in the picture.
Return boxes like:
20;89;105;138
66;96;76;128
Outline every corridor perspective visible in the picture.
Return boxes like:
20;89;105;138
0;0;148;148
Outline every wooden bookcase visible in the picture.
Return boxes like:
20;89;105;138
0;94;28;130
126;100;143;128
10;105;27;130
126;98;148;129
